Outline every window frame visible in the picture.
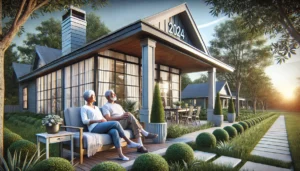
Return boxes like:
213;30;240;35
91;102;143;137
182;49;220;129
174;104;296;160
23;87;28;110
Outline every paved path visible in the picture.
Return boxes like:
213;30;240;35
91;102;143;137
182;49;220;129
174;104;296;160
250;115;292;163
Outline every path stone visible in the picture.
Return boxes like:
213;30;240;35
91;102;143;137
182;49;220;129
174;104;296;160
240;161;290;171
212;156;241;168
258;140;289;147
256;144;290;151
254;147;290;155
251;150;292;163
151;148;167;156
121;160;135;171
263;135;287;140
194;151;216;162
261;138;288;144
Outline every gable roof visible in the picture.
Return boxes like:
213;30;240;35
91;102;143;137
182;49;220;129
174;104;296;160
143;3;209;54
12;62;32;79
181;81;230;99
33;45;62;70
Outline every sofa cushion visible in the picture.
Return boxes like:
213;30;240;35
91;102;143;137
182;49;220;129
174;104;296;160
71;129;134;149
64;107;88;132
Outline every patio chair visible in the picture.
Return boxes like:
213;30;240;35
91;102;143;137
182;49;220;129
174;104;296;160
181;106;194;124
192;106;201;125
165;106;176;123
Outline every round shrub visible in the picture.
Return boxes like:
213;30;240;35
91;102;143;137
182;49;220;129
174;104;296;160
31;157;74;171
131;153;168;171
4;132;22;152
165;143;194;164
213;129;229;142
239;121;248;130
223;126;238;138
245;121;252;128
9;139;36;160
91;161;125;171
196;132;216;148
232;124;244;134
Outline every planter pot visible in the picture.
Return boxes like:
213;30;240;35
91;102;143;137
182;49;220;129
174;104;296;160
213;115;223;127
46;124;60;134
227;113;236;123
147;123;167;144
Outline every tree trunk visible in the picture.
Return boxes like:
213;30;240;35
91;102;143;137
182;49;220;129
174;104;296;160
0;50;4;156
253;98;257;114
235;82;241;117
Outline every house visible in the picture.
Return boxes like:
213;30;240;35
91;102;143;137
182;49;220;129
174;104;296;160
13;4;234;124
181;81;247;109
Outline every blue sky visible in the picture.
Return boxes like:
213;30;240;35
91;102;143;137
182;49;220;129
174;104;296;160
11;0;300;99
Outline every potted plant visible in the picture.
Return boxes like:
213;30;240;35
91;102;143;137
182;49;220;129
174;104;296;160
227;97;236;123
148;84;167;143
42;114;63;134
213;93;223;127
173;101;182;109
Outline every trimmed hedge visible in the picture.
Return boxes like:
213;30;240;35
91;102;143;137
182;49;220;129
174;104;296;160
150;83;165;123
196;132;216;148
131;153;168;171
9;139;37;160
232;124;244;134
4;131;22;152
165;143;194;164
223;126;238;138
213;129;229;142
214;93;222;115
31;157;75;171
239;121;248;130
90;161;125;171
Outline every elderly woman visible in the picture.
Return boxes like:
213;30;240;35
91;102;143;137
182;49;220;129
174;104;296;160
81;90;140;161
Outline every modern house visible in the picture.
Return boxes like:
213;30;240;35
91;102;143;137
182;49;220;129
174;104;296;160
13;3;234;124
181;81;247;109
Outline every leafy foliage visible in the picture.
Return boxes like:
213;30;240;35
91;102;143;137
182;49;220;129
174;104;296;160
131;153;169;171
4;131;22;153
196;132;216;148
151;84;165;123
8;140;37;161
90;161;125;171
31;157;75;171
223;126;238;138
232;124;244;134
214;93;222;115
165;143;194;165
228;98;235;113
181;74;192;91
167;122;214;138
192;74;208;84
213;129;229;142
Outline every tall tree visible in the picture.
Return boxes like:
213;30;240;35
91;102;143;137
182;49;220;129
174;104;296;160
0;0;108;156
4;44;19;105
181;73;192;91
210;17;272;117
18;12;110;64
193;74;208;84
205;0;300;64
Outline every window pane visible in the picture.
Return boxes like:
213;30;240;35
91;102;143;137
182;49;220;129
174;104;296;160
116;73;124;84
98;71;114;82
116;61;124;73
65;66;71;88
125;86;139;98
57;70;62;88
72;63;79;86
116;84;124;100
125;63;138;76
98;83;114;97
160;71;169;81
126;55;139;63
125;75;139;86
65;88;71;108
98;57;114;71
171;74;179;83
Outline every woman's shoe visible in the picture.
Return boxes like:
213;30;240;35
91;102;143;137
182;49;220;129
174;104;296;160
127;142;140;148
118;156;129;161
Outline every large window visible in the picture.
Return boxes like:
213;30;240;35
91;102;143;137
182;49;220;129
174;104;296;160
37;70;62;114
23;87;28;109
64;58;94;108
98;50;140;106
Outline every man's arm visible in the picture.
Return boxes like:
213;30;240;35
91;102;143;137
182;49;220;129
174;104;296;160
102;107;128;121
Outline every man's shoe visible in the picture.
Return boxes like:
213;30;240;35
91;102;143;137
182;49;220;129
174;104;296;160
145;133;158;139
137;146;148;153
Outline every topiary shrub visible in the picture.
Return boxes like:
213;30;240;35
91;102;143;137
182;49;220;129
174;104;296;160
245;121;252;128
9;139;37;160
223;126;238;138
213;129;229;142
4;132;22;152
196;132;216;148
90;161;125;171
150;83;165;123
131;153;168;171
232;124;244;134
165;143;194;164
228;98;235;113
31;157;75;171
214;93;222;115
239;121;248;130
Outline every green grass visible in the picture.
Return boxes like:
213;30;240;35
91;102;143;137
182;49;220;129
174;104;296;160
169;159;236;171
188;113;292;169
284;112;300;171
167;122;214;138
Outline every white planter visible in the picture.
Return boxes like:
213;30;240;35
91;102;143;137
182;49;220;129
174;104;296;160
213;115;223;127
148;122;167;144
227;113;236;123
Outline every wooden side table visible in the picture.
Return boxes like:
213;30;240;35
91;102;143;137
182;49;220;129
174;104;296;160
36;131;74;164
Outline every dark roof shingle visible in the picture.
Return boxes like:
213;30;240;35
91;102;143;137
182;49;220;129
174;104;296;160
181;81;227;99
12;62;32;79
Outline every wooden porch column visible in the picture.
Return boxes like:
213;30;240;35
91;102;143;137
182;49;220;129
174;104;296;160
139;38;156;127
207;68;216;122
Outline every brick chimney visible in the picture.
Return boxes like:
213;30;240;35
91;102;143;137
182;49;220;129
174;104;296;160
61;6;87;56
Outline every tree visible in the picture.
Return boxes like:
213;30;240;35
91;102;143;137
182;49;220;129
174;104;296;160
210;17;272;117
193;74;208;84
181;73;192;91
205;0;300;64
0;0;108;156
4;44;19;105
18;13;110;64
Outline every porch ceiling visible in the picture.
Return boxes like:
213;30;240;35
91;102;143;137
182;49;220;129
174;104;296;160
108;34;212;73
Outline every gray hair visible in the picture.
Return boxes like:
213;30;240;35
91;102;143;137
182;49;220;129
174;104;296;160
105;90;114;97
83;90;95;101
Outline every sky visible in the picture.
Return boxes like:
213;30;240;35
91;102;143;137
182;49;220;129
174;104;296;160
11;0;300;99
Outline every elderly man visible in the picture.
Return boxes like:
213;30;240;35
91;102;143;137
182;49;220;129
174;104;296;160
102;90;158;153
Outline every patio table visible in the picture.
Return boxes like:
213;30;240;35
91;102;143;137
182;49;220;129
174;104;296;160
164;108;195;124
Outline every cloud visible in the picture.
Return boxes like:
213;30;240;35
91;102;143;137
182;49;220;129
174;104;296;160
197;17;227;29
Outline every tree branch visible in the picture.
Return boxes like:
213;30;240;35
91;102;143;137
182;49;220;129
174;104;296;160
34;0;50;11
13;0;27;27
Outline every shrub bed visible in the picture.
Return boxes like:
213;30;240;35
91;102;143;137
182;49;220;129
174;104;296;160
167;122;213;138
90;161;125;171
9;139;37;160
31;157;75;171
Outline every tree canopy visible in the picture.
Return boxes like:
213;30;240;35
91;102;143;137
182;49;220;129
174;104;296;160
193;74;208;84
205;0;300;64
181;74;192;91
